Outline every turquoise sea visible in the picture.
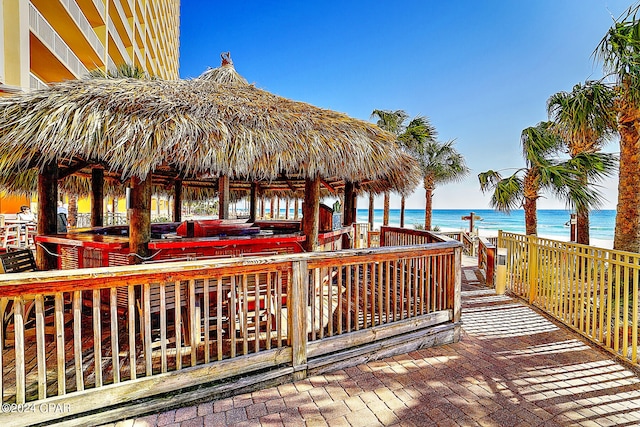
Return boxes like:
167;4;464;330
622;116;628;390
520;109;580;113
356;209;616;243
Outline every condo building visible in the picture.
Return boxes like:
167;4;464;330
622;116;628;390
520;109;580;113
0;0;180;214
0;0;180;94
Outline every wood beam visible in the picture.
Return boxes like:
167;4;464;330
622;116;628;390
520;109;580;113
248;182;258;223
218;176;230;219
368;192;375;229
57;161;90;179
91;168;104;227
36;162;58;271
173;180;182;222
342;181;355;250
129;175;152;264
319;178;337;194
343;182;355;227
270;196;276;219
302;177;320;252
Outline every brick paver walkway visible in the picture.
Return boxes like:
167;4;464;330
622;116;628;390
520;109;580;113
103;263;640;427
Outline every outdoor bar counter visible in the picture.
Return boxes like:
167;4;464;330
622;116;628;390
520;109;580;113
35;218;350;270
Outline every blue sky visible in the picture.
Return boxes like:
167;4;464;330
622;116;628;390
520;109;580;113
179;1;633;210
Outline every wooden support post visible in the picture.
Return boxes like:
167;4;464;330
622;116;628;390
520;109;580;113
343;182;354;227
68;193;78;228
452;246;462;324
351;190;358;229
294;198;299;220
111;197;118;225
270;196;276;219
37;161;58;271
343;182;356;249
14;298;25;403
383;192;390;226
484;243;495;288
290;260;308;380
129;175;152;264
91;168;104;227
248;183;258;223
173;180;182;222
569;213;577;242
218;175;230;219
368;193;374;230
302;177;320;252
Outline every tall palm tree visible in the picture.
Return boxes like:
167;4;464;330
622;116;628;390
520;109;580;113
596;4;640;252
371;110;437;227
547;81;617;244
371;110;408;226
479;122;609;235
479;123;563;234
415;140;468;230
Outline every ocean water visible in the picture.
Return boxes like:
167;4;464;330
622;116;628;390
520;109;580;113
356;209;616;243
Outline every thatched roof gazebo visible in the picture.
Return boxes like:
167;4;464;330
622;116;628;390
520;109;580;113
0;53;420;269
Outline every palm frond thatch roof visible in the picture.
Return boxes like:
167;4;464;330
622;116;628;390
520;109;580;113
0;53;420;195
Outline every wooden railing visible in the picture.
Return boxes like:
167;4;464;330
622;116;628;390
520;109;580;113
499;231;639;366
477;236;496;287
75;213;129;228
437;231;475;256
0;241;461;425
381;226;454;246
352;223;369;248
485;236;498;246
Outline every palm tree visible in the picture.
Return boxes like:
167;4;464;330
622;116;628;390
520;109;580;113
479;123;563;234
479;122;610;235
415;140;469;230
596;4;640;252
547;81;617;244
371;110;408;226
371;110;437;227
88;63;152;79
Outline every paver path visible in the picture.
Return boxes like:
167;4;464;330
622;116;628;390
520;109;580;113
103;265;640;427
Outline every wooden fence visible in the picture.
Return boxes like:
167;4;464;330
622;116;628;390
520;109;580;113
499;231;639;367
0;234;461;425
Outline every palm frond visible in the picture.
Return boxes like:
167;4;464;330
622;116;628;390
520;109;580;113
490;174;524;213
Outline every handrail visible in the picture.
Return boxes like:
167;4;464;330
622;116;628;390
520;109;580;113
499;231;639;367
380;226;454;246
436;231;476;256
